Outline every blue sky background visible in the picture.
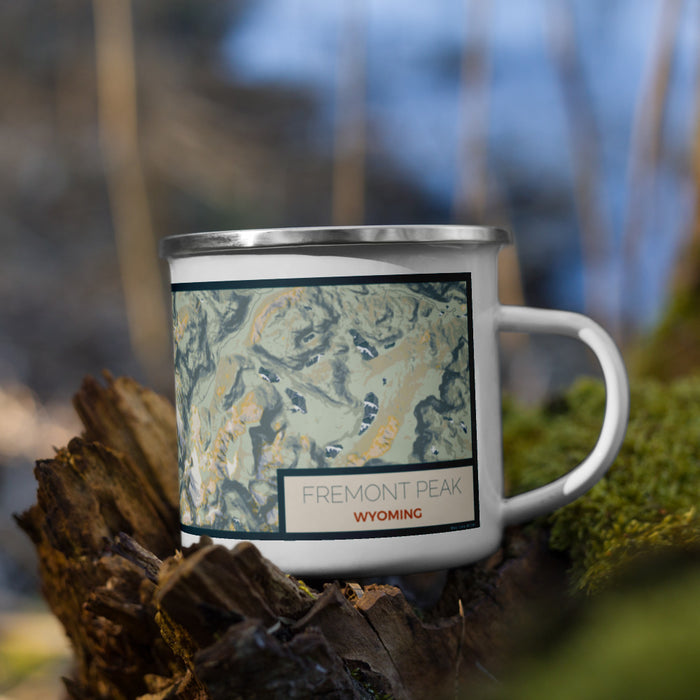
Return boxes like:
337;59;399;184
224;0;700;328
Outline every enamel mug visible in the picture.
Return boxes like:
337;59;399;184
160;226;629;576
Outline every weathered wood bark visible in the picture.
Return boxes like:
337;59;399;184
16;373;566;700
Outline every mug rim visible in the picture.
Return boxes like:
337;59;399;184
159;225;512;258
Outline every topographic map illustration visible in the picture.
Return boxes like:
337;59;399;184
172;276;475;534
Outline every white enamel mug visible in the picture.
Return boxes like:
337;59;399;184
160;226;629;576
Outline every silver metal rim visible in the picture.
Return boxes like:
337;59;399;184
159;225;512;258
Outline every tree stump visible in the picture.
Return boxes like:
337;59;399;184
16;373;566;699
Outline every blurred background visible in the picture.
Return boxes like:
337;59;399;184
0;0;698;695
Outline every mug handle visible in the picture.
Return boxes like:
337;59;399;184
497;305;630;526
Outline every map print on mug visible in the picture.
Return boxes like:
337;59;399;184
172;273;479;540
162;226;629;576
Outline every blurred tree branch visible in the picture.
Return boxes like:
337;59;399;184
668;3;700;298
454;0;524;309
332;0;367;225
621;0;684;340
633;9;700;380
93;0;170;388
547;0;613;328
453;0;491;224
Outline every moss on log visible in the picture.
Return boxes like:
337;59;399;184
503;376;700;593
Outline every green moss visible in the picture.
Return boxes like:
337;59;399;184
480;562;700;700
503;376;700;593
631;285;700;381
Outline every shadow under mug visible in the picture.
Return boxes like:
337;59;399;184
160;226;629;576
